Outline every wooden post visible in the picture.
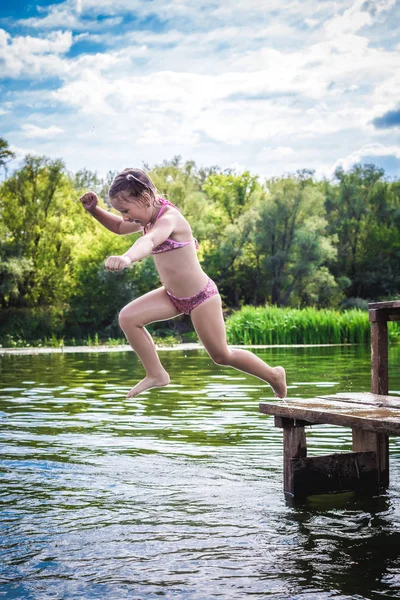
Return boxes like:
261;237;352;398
281;422;307;497
352;428;389;488
369;310;389;395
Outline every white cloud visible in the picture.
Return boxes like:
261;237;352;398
331;143;400;173
372;0;397;15
323;0;396;37
21;124;65;138
372;71;400;114
21;12;122;31
18;0;122;30
0;29;73;77
0;29;72;54
19;0;283;28
260;146;296;160
9;144;40;160
324;0;373;37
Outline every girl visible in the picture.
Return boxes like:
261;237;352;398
79;168;287;399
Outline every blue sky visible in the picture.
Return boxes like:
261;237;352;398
1;0;399;180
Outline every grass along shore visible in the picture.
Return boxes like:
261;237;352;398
225;306;400;345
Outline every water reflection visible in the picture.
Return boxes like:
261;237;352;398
276;495;400;599
0;345;399;599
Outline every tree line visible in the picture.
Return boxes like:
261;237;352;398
0;137;399;341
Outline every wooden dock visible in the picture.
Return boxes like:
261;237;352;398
259;300;400;500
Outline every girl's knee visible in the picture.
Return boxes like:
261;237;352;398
118;308;129;329
119;306;140;329
210;348;231;366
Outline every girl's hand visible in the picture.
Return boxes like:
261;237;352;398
104;255;132;271
79;191;98;214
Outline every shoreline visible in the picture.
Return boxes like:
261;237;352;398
0;342;356;355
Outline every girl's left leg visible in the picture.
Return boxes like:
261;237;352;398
190;294;287;398
118;287;181;397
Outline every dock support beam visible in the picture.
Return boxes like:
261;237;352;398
352;428;389;488
275;417;382;500
279;418;307;496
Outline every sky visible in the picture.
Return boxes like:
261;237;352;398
0;0;399;180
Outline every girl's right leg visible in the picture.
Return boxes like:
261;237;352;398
118;287;181;397
190;294;287;398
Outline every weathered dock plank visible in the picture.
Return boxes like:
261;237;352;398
316;392;400;409
368;300;400;310
259;398;400;436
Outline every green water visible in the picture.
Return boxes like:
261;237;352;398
1;345;400;599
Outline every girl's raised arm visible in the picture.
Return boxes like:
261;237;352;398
79;191;142;235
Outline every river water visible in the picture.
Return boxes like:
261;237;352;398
1;345;400;599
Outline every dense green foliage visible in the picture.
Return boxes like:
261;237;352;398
1;137;399;344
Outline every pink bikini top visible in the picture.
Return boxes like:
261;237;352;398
145;197;199;255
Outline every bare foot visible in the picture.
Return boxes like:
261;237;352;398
126;372;170;398
271;366;287;399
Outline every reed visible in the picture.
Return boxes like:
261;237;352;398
225;306;400;345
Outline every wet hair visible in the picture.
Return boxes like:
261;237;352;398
108;168;158;208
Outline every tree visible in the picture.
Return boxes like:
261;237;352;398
0;137;15;179
201;171;263;306
203;171;258;224
254;174;337;306
324;164;385;295
144;156;205;210
0;155;80;306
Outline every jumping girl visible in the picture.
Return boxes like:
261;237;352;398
79;168;287;399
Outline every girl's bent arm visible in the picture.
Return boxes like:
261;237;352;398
123;215;175;263
91;206;142;235
123;236;156;263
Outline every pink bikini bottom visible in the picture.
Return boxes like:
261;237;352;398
166;278;219;315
